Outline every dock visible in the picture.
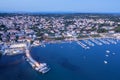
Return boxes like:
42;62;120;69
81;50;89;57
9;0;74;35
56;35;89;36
25;44;50;74
77;41;90;49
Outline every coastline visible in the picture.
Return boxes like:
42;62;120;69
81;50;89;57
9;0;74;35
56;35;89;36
40;36;117;45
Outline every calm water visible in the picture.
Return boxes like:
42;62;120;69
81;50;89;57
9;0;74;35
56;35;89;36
0;39;120;80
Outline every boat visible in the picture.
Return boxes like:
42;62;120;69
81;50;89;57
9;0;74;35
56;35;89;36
77;41;90;49
104;60;108;64
33;63;50;74
106;50;110;53
25;44;50;74
26;57;50;74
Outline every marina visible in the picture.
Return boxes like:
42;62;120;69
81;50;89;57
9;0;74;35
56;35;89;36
83;40;95;46
0;4;120;80
90;38;103;45
25;49;50;74
97;39;110;45
0;38;120;80
105;38;117;44
77;41;90;49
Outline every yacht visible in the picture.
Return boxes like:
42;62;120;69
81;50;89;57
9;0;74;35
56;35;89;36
26;57;50;74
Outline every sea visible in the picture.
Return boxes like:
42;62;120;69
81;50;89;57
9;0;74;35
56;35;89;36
0;39;120;80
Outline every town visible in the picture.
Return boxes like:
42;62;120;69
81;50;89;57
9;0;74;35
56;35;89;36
0;13;120;56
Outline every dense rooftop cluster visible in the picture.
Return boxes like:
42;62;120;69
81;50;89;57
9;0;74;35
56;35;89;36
0;13;120;43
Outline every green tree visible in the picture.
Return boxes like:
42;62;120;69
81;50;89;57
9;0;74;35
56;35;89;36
0;25;8;31
114;26;120;32
97;28;108;33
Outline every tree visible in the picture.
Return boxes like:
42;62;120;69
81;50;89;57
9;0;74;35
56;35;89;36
0;25;8;31
97;28;108;33
114;26;120;32
15;35;19;42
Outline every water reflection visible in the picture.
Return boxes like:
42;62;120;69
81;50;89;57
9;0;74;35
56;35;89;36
58;58;81;73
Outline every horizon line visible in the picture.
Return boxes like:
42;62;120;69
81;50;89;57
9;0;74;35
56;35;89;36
0;11;120;14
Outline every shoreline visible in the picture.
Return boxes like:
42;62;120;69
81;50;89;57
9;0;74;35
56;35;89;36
40;36;117;44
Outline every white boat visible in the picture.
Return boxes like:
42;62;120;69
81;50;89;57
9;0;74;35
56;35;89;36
77;41;90;49
34;63;50;74
106;50;110;53
104;60;108;64
25;46;50;74
26;57;50;74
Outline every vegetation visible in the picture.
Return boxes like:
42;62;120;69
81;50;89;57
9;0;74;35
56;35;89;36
114;26;120;32
90;34;101;37
0;25;8;31
77;35;88;38
97;28;108;33
54;37;65;40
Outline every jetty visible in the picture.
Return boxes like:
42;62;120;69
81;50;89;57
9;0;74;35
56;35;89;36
98;39;110;45
106;38;117;44
25;42;50;74
83;40;95;46
77;41;90;49
90;39;102;45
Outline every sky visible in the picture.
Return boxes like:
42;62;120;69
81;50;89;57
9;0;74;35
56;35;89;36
0;0;120;13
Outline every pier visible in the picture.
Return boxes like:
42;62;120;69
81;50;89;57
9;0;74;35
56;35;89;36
25;43;50;74
83;40;95;46
97;39;110;45
90;39;103;45
77;41;90;49
106;38;117;44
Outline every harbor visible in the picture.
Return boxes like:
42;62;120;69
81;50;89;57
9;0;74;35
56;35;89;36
0;41;50;74
90;38;103;45
75;38;118;50
0;38;120;80
25;48;50;74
